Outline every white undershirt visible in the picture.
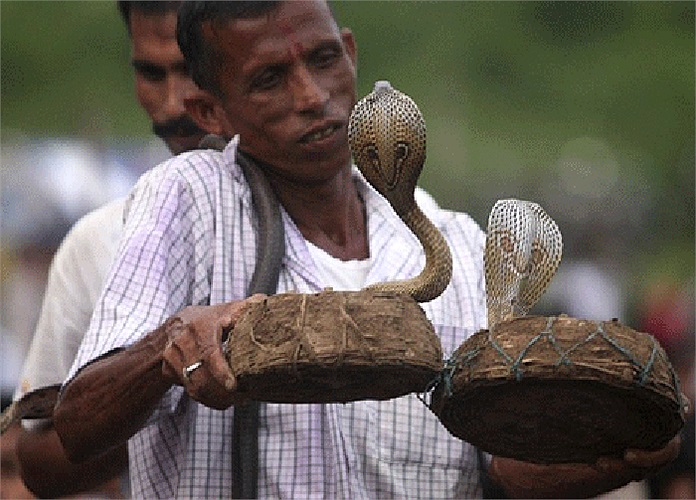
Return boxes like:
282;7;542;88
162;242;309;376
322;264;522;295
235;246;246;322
306;241;371;291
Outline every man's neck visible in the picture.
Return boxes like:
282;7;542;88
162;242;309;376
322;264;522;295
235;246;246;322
269;167;369;261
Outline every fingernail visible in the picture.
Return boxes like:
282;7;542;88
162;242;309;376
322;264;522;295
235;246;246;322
225;377;236;391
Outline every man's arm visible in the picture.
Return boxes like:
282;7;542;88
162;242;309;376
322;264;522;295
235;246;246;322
54;299;259;462
54;320;173;463
17;426;127;498
488;435;681;498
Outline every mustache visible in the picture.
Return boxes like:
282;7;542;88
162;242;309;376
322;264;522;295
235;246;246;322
152;115;204;139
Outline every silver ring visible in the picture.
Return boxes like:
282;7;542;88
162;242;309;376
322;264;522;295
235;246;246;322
182;360;203;382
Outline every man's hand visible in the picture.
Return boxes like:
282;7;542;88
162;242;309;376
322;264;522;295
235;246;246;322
162;294;266;409
489;434;681;498
55;294;266;463
610;434;682;479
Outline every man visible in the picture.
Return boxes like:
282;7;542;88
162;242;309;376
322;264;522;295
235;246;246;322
54;2;679;498
13;1;207;497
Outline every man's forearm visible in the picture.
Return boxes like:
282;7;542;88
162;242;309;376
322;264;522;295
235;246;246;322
54;319;176;463
17;425;127;498
488;432;681;498
489;454;647;499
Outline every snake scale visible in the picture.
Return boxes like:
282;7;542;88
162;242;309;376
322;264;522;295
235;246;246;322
349;81;453;302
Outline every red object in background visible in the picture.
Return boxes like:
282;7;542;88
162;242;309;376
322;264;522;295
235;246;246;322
639;281;694;354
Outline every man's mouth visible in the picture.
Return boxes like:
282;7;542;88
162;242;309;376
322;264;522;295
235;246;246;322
153;116;205;140
300;124;341;143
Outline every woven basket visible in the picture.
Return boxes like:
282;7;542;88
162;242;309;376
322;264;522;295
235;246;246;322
430;315;687;464
226;289;443;403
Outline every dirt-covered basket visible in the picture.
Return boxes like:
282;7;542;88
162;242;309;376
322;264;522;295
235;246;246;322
430;315;687;464
225;289;443;403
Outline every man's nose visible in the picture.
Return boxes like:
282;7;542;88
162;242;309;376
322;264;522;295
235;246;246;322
291;66;329;114
162;75;191;118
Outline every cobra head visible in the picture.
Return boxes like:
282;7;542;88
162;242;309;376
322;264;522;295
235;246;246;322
485;199;562;329
348;81;426;216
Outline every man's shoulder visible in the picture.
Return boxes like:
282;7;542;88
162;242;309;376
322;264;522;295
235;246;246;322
72;197;127;232
125;139;248;225
150;140;238;180
59;197;125;249
134;142;243;202
52;197;127;273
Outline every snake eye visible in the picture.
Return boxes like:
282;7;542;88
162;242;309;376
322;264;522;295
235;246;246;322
395;142;409;160
364;145;379;162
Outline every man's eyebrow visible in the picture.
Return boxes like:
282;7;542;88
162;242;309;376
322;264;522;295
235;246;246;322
131;59;161;71
131;59;188;73
308;39;342;54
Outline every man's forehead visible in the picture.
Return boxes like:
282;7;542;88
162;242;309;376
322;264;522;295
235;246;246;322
130;11;177;46
129;8;178;35
202;0;339;54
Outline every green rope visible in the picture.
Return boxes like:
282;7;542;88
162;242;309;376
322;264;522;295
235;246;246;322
459;318;661;387
554;321;602;366
424;317;677;415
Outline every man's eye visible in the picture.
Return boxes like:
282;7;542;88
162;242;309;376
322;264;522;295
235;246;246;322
252;69;282;91
135;66;165;82
312;48;340;68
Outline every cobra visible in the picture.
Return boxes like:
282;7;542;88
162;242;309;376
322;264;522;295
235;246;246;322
349;81;453;302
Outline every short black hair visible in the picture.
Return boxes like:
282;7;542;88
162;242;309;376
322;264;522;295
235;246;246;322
117;1;182;34
176;1;281;97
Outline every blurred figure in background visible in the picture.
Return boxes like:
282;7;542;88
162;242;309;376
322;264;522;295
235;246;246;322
637;278;695;500
539;231;626;322
10;1;207;497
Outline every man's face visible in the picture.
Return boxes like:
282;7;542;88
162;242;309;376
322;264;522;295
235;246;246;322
208;0;358;184
129;9;206;155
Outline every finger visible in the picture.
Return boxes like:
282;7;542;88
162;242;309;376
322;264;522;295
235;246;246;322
219;297;264;343
186;362;238;410
247;293;267;304
162;323;188;384
624;434;681;468
182;325;238;407
165;321;214;386
203;346;237;392
162;361;180;385
202;302;249;343
224;295;265;326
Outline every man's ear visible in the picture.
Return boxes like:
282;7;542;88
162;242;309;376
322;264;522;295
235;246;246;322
341;27;357;70
184;90;231;137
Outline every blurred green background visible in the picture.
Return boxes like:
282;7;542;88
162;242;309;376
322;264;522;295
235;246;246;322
1;1;694;325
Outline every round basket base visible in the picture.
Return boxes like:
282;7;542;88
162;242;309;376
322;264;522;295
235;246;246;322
235;363;439;404
433;377;684;464
227;289;443;404
430;316;686;464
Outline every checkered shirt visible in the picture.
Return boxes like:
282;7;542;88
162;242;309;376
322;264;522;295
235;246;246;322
70;137;488;499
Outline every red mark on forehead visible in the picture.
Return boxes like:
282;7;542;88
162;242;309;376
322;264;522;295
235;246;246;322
279;21;304;59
